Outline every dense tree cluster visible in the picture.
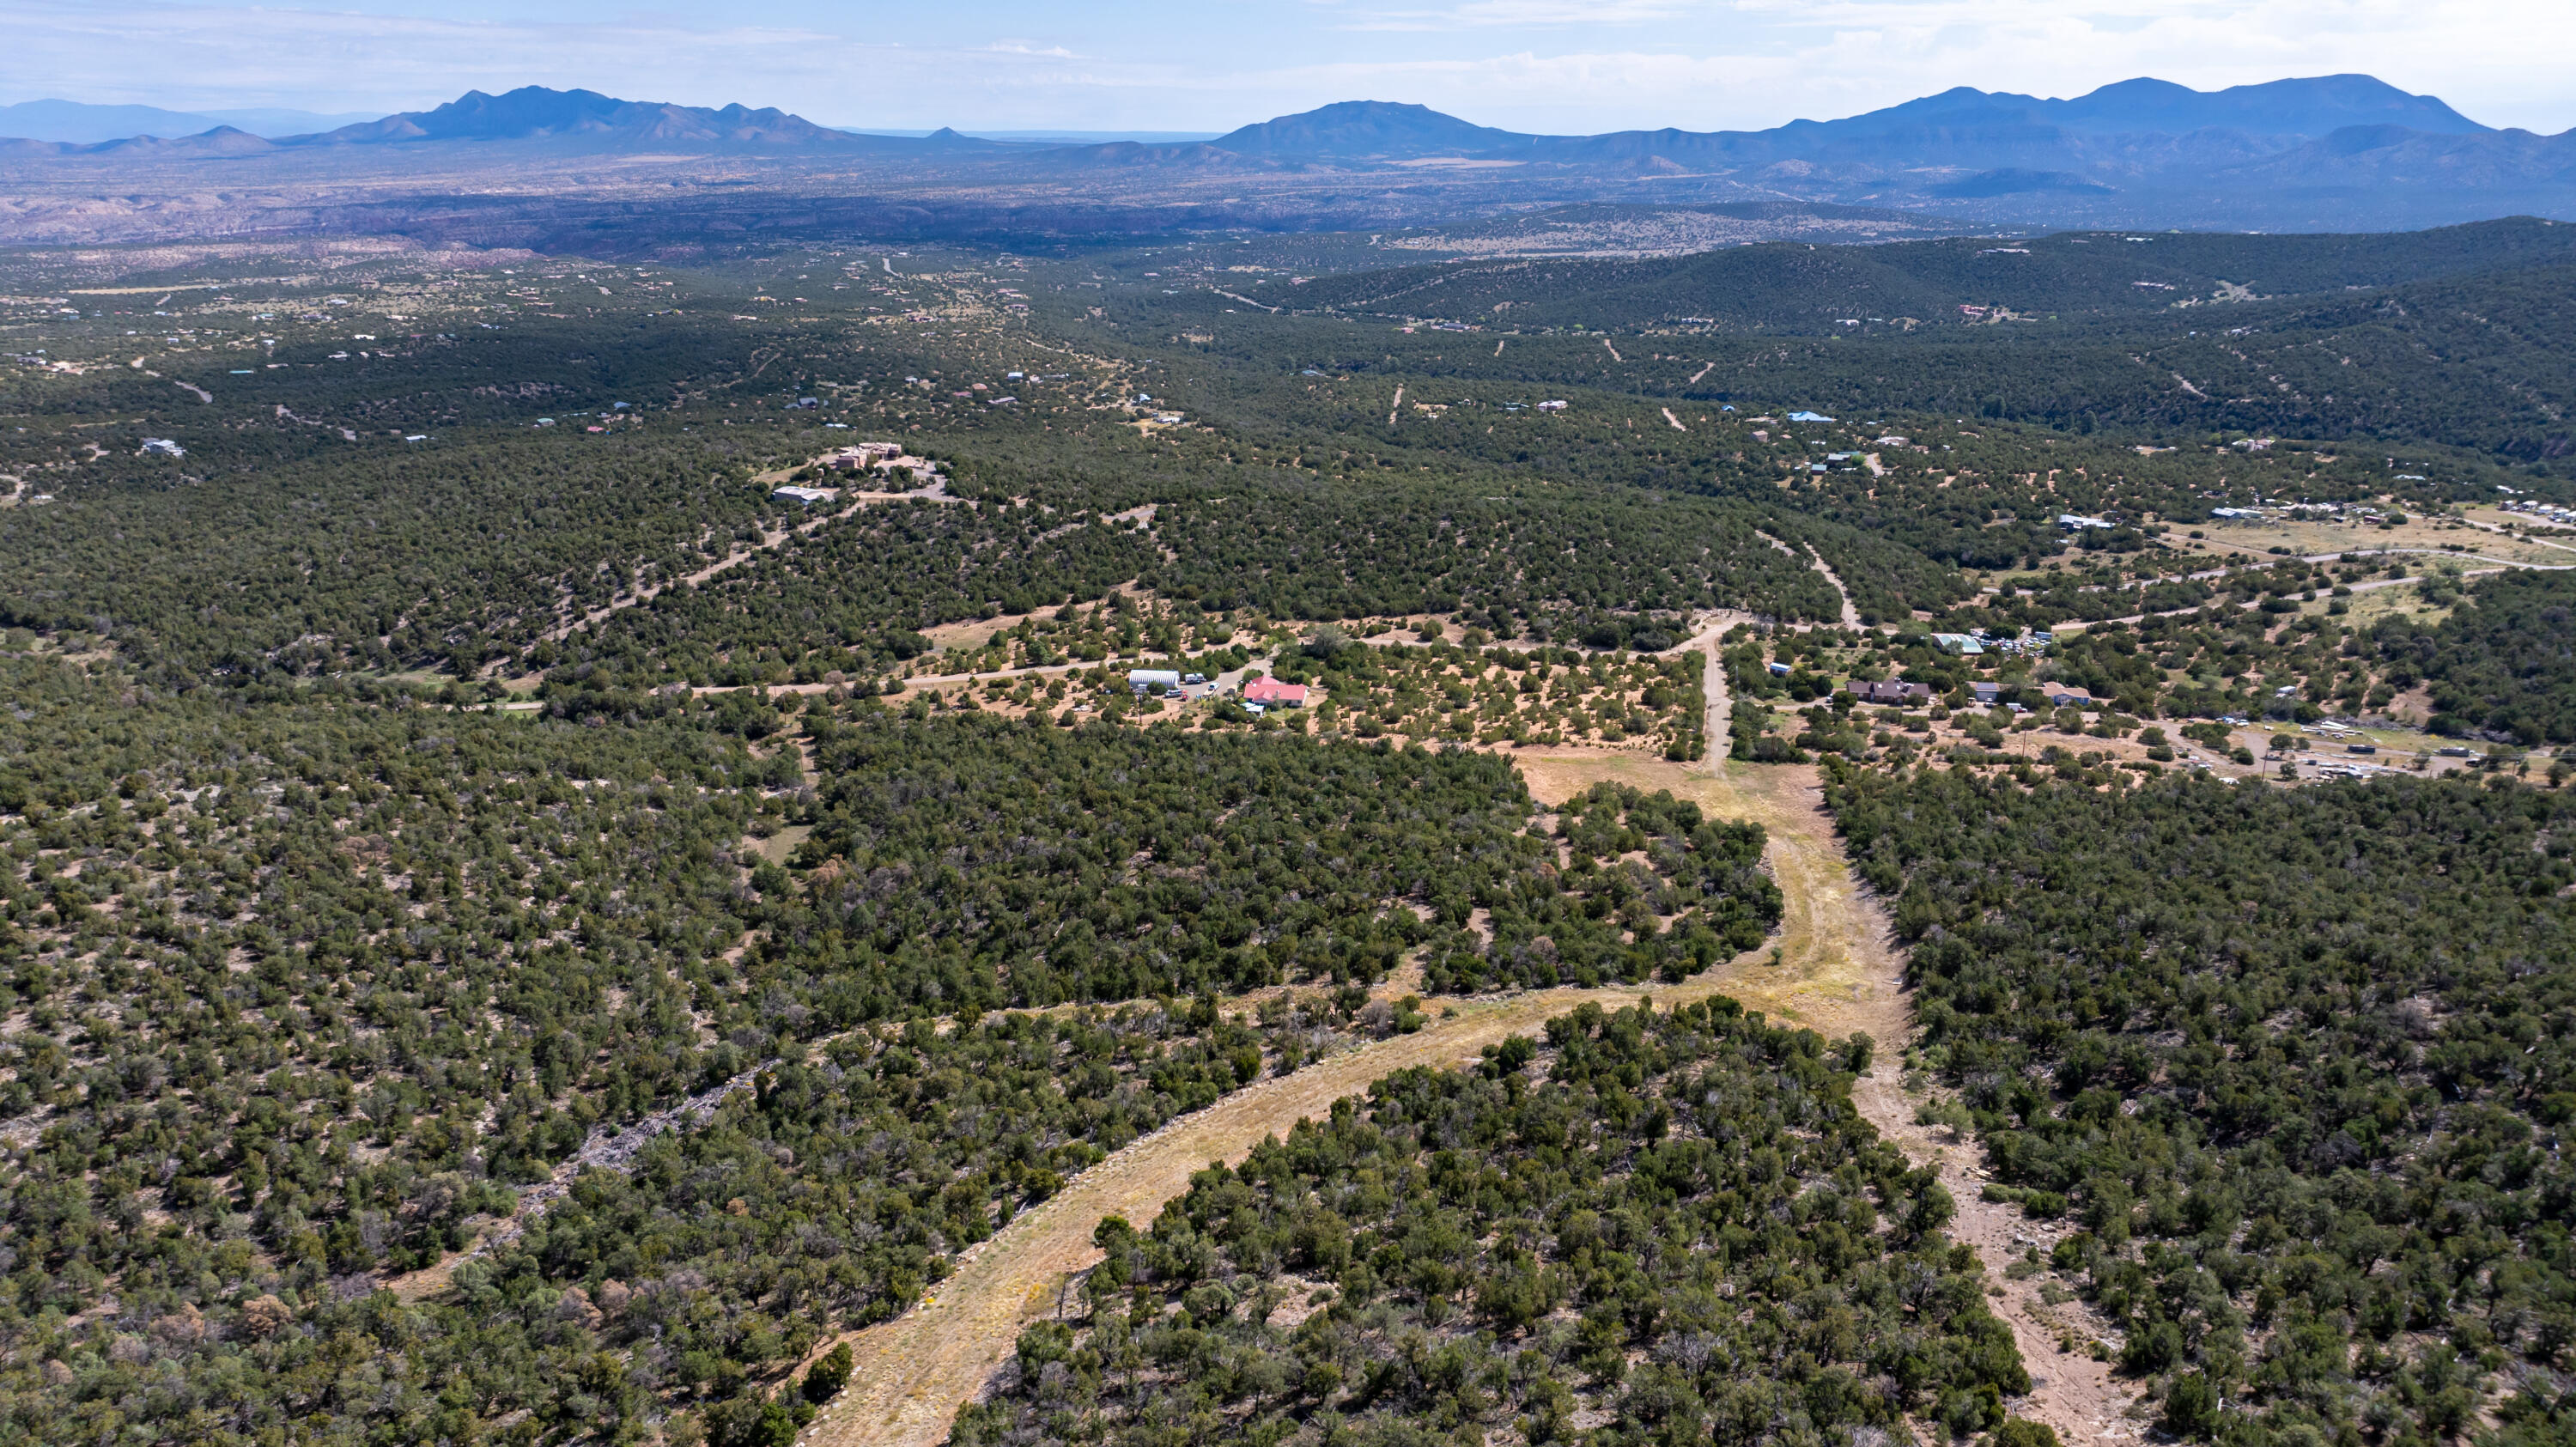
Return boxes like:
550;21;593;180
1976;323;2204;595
0;431;782;679
3;992;1338;1445
543;476;1877;692
951;997;2032;1447
538;499;1167;690
791;714;1776;1006
1829;764;2576;1444
2372;567;2576;744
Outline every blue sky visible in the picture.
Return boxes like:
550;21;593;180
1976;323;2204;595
8;0;2572;135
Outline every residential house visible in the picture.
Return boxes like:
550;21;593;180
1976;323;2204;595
1244;678;1309;708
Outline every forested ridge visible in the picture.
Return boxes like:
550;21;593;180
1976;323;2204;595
1284;220;2576;337
1258;222;2576;466
1829;765;2576;1446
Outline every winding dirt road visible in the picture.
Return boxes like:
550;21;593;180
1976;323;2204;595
805;618;2139;1447
809;980;1730;1447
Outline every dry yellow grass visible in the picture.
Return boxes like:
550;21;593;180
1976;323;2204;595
810;679;2140;1445
2189;510;2569;568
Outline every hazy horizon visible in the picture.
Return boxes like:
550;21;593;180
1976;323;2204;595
6;0;2573;138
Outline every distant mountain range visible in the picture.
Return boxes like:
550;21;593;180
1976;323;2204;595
3;77;2570;234
0;88;939;156
1197;76;2495;162
1159;79;2570;229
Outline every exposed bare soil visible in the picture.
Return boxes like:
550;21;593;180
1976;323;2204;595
807;623;2142;1446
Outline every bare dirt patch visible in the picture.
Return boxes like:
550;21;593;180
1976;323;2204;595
812;708;2137;1445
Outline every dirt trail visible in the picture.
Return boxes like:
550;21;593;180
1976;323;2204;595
1803;543;1864;628
805;606;2133;1445
537;481;951;646
811;979;1736;1447
1513;744;2138;1443
817;627;2130;1444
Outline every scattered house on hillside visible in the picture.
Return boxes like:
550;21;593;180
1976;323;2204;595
1788;410;1834;423
862;450;943;484
1847;679;1933;705
1244;678;1309;708
825;441;904;471
2041;685;2094;708
1127;669;1182;693
1766;661;1793;677
2057;513;2115;531
771;485;838;506
1929;633;1985;656
2210;507;2264;519
1971;681;2003;705
1536;400;1568;411
141;437;184;458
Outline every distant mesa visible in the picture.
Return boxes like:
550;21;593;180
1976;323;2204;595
1208;100;1541;160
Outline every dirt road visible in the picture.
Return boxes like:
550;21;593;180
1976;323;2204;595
801;613;2138;1445
810;978;1734;1447
538;480;952;645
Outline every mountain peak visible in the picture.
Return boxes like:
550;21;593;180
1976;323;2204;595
1212;100;1535;159
297;85;860;150
2053;74;2488;137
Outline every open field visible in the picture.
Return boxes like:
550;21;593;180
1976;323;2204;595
2188;509;2576;567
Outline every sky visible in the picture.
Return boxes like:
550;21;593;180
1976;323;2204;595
6;0;2573;136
